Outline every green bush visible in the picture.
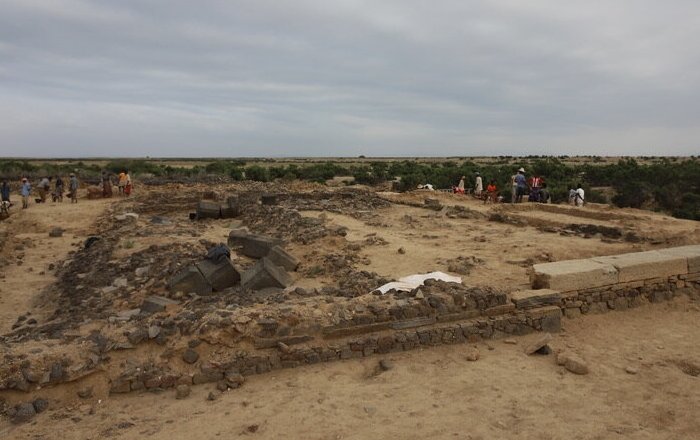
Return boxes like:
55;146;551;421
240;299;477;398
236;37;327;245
245;165;270;182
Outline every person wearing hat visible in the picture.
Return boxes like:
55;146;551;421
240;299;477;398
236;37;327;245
457;175;466;193
69;173;79;203
474;172;483;197
514;167;528;203
20;177;31;209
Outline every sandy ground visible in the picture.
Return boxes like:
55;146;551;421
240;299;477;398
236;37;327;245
2;300;699;440
0;198;114;334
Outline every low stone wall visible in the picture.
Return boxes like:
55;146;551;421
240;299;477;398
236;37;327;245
109;246;700;393
110;304;564;393
528;245;700;318
4;246;698;398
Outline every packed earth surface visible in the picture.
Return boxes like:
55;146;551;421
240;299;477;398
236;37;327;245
1;180;699;439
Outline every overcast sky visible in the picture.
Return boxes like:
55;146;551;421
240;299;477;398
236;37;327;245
1;0;699;157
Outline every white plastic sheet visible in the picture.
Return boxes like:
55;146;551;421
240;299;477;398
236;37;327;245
375;271;462;294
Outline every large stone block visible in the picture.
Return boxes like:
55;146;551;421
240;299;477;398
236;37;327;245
196;200;221;219
196;259;241;291
241;234;283;259
169;266;212;295
266;245;299;271
657;245;700;274
227;228;250;248
532;259;618;292
221;196;240;219
141;295;179;313
592;250;688;283
510;289;561;309
241;258;292;290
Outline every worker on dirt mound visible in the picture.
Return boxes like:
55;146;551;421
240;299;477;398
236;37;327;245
514;167;528;203
456;175;466;194
118;171;127;195
101;171;113;198
20;177;31;209
474;172;483;197
69;173;79;203
575;183;585;207
1;178;10;205
124;170;133;196
38;176;50;203
485;179;498;204
53;175;64;202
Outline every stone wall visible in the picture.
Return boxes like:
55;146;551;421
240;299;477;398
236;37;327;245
529;244;700;318
6;246;697;396
108;245;699;394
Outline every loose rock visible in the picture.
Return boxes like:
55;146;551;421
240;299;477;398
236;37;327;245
32;398;49;413
524;333;552;355
558;352;589;375
379;359;393;371
11;402;36;424
182;348;199;364
175;384;191;399
465;347;480;361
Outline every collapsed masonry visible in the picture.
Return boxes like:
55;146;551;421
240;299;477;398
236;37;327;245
100;245;699;394
169;194;299;297
2;244;698;400
168;231;298;298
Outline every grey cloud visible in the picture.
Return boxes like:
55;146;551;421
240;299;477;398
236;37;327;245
0;0;699;157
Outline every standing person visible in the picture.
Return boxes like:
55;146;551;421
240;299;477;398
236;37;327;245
485;180;497;204
539;183;551;204
20;178;31;209
124;170;132;197
54;175;64;202
101;172;113;198
69;173;79;203
514;167;528;203
474;172;483;198
575;184;585;206
38;176;50;203
1;178;10;204
118;171;127;195
510;172;518;203
457;175;465;193
568;188;576;205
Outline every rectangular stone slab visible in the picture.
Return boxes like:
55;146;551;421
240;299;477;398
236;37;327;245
221;195;240;219
196;200;221;219
168;265;213;296
592;250;688;283
532;259;618;291
227;228;249;248
141;295;179;313
266;245;300;271
657;245;700;274
241;234;284;259
241;258;292;290
196;259;241;292
510;289;561;309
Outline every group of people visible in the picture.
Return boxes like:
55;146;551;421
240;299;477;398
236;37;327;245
455;173;499;203
101;171;133;198
450;167;586;206
1;174;80;210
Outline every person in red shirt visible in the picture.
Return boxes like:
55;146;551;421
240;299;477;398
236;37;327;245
485;180;498;204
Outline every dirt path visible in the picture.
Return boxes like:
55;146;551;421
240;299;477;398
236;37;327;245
2;300;699;440
0;198;114;333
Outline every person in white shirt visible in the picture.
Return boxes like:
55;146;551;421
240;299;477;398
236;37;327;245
474;172;483;197
575;184;585;206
